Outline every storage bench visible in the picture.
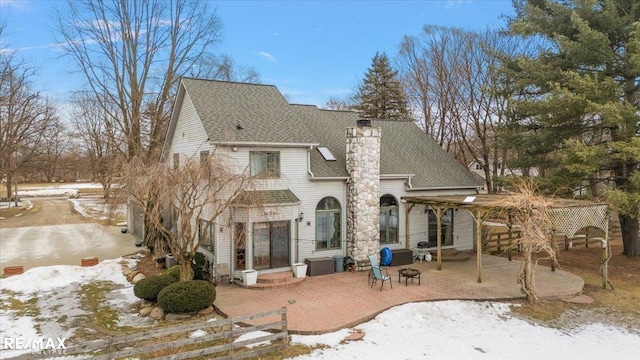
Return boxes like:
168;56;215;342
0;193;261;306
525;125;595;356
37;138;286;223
305;257;335;276
389;249;413;266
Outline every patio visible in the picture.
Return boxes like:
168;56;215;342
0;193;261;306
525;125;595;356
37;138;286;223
213;254;584;334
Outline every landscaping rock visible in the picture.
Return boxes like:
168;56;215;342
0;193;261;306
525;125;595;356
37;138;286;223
132;273;146;284
197;306;214;316
122;266;133;277
149;306;164;320
126;270;140;282
139;306;154;316
140;300;154;308
166;313;192;321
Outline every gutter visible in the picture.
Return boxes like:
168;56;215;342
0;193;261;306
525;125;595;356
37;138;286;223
217;141;319;148
407;185;483;191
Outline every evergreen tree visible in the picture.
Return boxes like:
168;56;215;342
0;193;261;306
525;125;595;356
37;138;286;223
506;0;640;256
355;52;410;119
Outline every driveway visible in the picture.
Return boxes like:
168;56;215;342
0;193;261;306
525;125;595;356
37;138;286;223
0;199;140;271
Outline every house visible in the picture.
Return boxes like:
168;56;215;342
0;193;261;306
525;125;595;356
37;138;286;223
145;78;482;282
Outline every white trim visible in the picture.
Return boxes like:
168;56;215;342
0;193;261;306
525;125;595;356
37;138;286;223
216;141;319;148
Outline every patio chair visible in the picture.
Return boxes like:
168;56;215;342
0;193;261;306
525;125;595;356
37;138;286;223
370;265;392;291
367;254;387;287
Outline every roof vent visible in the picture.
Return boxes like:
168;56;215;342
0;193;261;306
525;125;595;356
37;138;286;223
357;119;371;127
236;121;243;130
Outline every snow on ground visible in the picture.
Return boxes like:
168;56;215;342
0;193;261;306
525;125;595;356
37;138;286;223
289;301;639;359
0;257;151;359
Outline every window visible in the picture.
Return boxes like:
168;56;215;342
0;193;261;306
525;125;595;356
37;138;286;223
317;146;336;161
475;163;481;170
379;195;399;244
250;151;280;178
316;197;341;250
427;209;454;247
173;153;180;169
200;151;210;166
198;219;214;252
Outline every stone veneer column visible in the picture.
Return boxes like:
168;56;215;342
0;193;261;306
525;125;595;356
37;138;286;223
345;121;381;264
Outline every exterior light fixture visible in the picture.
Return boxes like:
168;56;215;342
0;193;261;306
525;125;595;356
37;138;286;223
298;212;304;222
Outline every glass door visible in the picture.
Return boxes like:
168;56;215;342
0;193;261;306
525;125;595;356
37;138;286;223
253;223;270;270
252;221;290;270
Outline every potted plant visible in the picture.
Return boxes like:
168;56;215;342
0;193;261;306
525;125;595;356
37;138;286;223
291;263;308;278
241;269;258;285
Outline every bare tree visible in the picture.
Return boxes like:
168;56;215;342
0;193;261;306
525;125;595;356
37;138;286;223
33;118;70;182
55;0;223;163
117;154;254;281
192;53;261;83
0;47;57;199
496;179;556;304
71;93;123;196
398;26;536;192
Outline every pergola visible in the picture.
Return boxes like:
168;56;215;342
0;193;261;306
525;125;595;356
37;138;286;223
402;195;610;288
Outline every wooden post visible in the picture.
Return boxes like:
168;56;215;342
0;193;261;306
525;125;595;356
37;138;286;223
282;307;289;346
435;207;443;271
405;203;414;249
507;214;513;261
474;209;483;283
602;233;608;289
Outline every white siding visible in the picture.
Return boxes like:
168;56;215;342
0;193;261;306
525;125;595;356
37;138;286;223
169;95;214;160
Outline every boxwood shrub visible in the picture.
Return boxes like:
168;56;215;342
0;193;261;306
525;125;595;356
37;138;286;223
165;265;181;281
157;280;216;314
133;275;177;302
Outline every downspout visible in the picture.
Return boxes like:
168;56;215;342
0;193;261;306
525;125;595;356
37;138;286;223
307;146;315;179
229;207;235;284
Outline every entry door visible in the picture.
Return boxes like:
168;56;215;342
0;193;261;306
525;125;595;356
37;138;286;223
253;221;290;270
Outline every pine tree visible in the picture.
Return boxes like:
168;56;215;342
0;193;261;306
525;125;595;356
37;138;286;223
355;52;410;119
507;0;640;256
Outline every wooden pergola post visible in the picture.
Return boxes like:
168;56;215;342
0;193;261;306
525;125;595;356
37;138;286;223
472;209;483;283
435;207;443;271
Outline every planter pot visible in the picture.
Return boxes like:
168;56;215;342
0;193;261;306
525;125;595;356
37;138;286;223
241;269;258;285
165;254;177;268
292;263;308;278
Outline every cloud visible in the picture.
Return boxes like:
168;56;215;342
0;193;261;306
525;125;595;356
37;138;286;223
256;51;276;62
445;0;472;9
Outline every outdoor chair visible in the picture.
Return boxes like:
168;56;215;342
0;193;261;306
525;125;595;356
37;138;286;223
367;254;388;287
370;265;392;291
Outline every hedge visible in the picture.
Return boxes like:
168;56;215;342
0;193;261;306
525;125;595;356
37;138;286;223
157;280;216;314
133;275;177;302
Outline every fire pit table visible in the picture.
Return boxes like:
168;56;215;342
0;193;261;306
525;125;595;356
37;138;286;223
398;268;421;286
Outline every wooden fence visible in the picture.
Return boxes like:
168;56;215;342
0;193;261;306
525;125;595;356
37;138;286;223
11;307;288;360
482;228;522;254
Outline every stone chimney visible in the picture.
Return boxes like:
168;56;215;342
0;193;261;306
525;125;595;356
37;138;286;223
345;119;381;264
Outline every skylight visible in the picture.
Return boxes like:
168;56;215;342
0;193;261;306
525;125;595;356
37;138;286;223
317;146;336;161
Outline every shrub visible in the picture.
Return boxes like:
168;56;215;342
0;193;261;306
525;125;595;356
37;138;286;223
133;275;177;302
157;280;216;314
165;265;181;281
192;252;206;280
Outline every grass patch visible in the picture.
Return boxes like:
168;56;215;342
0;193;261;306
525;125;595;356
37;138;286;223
79;281;133;331
0;294;40;318
0;201;40;218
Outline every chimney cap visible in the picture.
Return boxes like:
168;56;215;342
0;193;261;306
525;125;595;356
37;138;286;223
357;119;372;127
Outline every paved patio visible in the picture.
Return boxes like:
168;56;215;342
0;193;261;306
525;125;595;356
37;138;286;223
213;254;584;334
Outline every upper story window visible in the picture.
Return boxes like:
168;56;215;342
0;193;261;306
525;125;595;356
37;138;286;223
200;151;210;166
173;153;180;169
250;151;280;178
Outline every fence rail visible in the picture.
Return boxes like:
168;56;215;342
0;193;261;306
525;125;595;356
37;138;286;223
10;307;288;360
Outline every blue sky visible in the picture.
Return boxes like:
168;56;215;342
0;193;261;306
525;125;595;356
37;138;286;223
0;0;514;117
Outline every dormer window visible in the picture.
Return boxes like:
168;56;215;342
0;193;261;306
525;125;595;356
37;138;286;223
250;151;280;178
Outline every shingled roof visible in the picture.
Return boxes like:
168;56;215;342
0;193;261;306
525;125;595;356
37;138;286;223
175;78;480;190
